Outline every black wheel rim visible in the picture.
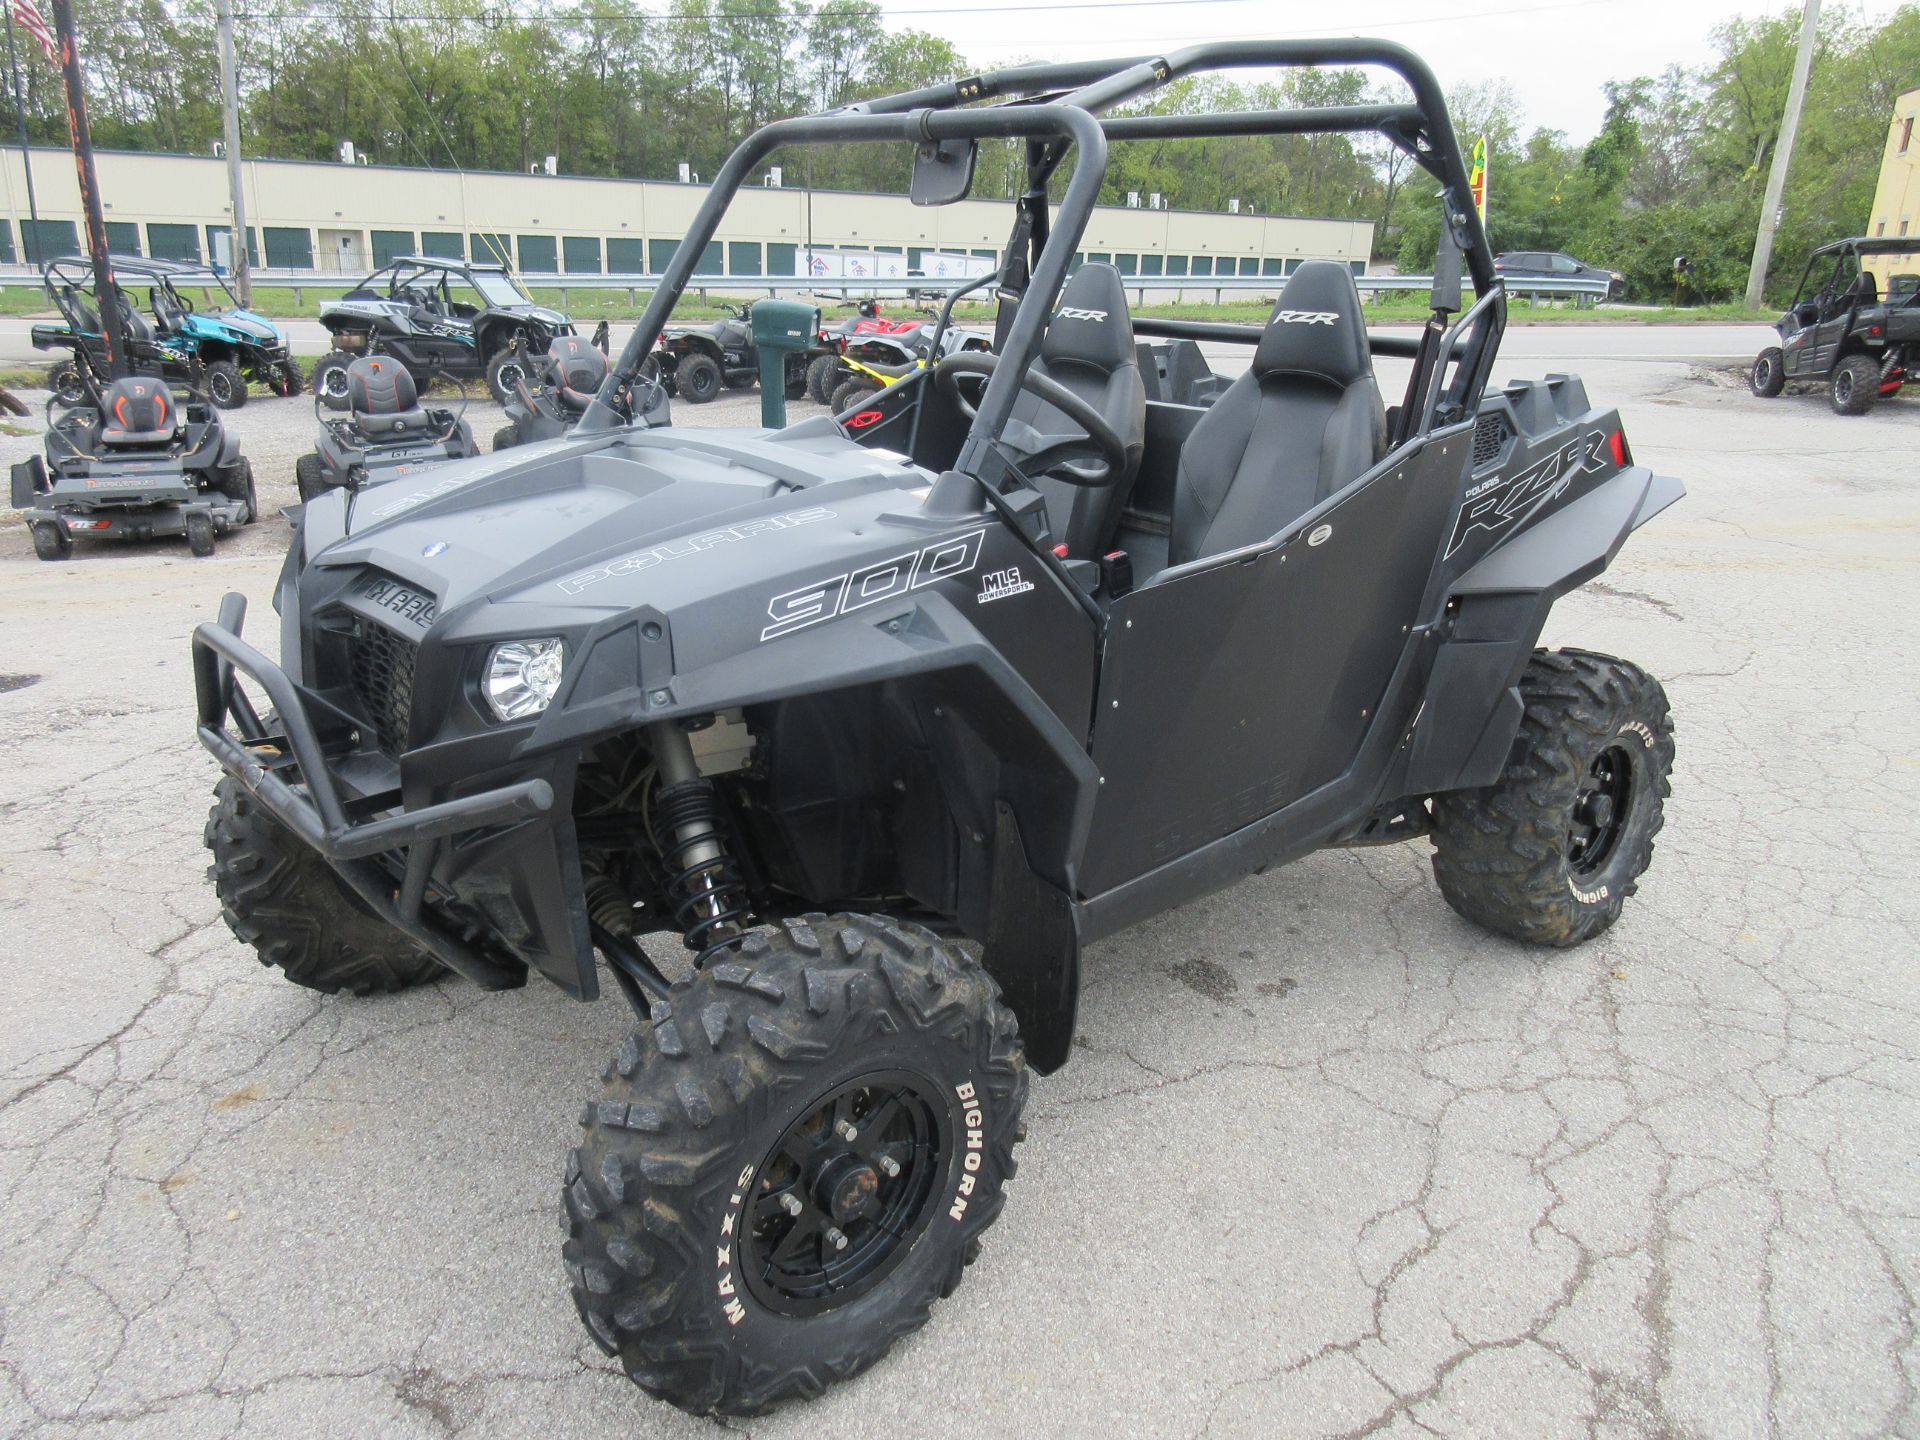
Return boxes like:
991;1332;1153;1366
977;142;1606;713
320;367;348;400
211;372;232;403
1568;744;1633;879
1837;370;1853;403
496;361;525;394
741;1069;949;1317
1755;357;1772;388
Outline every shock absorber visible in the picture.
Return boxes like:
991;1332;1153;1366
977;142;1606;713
649;719;751;962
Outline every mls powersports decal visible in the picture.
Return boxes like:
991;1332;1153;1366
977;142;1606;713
760;528;986;641
1444;428;1611;560
557;507;838;597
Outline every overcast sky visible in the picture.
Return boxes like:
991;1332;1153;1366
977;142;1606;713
875;0;1904;143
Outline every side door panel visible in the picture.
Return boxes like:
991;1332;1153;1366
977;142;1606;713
1076;436;1464;896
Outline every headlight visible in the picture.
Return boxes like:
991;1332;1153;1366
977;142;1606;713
483;637;565;721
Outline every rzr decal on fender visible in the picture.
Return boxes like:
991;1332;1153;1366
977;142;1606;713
1444;428;1610;559
761;528;985;641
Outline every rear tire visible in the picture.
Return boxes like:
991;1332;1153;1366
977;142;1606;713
294;452;328;504
48;359;87;408
215;460;258;525
185;510;216;557
492;423;519;452
564;913;1027;1416
205;360;247;409
204;776;443;995
1831;354;1879;415
829;379;880;414
1430;648;1674;947
269;361;304;398
675;352;722;404
312;350;355;411
30;520;72;561
805;354;838;404
1749;347;1785;398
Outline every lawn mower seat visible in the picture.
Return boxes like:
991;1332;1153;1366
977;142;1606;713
1005;263;1147;556
1165;261;1385;567
544;335;607;413
347;356;435;438
98;377;179;447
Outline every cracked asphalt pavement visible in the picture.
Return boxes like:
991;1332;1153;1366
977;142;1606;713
3;335;1918;1437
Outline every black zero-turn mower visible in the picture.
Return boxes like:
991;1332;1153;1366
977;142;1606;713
1749;235;1920;414
13;369;254;560
293;355;480;503
191;37;1683;1417
492;334;659;452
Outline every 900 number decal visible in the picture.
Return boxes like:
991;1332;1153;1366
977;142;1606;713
760;529;985;642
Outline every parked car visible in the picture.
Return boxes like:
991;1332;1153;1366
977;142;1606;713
1494;251;1624;302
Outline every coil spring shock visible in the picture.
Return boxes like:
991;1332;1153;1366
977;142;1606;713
654;778;751;962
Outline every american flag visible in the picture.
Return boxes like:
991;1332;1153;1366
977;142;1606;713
11;0;58;65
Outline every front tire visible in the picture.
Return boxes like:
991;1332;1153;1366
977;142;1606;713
829;379;880;414
204;359;247;409
293;452;329;504
675;352;723;404
486;344;532;404
1831;354;1879;415
184;510;216;557
564;913;1027;1416
1749;347;1785;398
269;361;304;398
48;359;87;408
492;423;519;453
312;350;356;411
1431;649;1674;947
205;776;443;994
805;354;838;404
31;520;72;561
215;460;258;525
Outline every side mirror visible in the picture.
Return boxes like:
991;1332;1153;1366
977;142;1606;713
910;138;977;207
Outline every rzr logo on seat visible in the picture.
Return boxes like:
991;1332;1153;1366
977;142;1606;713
1272;310;1339;325
761;529;985;641
1055;306;1108;321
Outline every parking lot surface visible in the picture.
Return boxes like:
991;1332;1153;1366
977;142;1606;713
3;330;1919;1439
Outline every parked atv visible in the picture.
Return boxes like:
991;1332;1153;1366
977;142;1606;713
192;38;1682;1419
492;334;659;451
1750;236;1920;414
34;259;200;408
12;369;254;559
805;300;993;404
651;303;760;403
293;355;479;502
313;255;575;406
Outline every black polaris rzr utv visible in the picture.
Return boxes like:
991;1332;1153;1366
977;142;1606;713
1750;236;1920;414
293;354;480;503
35;256;294;409
14;367;254;559
192;37;1681;1418
313;256;576;405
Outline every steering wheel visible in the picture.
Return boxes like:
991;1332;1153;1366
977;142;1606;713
935;351;1126;489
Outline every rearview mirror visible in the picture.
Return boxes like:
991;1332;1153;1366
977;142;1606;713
910;139;977;207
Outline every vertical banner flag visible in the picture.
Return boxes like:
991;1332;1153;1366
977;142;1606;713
1468;136;1488;223
12;0;58;62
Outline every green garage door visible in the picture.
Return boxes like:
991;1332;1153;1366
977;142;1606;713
607;237;644;273
518;234;557;272
420;231;462;261
372;229;415;266
263;227;312;268
470;233;513;267
1166;254;1188;276
20;219;76;265
563;236;602;273
728;241;761;276
768;242;797;275
648;238;679;273
205;226;260;267
147;223;200;262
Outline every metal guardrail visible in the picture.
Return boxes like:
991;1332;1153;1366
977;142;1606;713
0;266;1614;308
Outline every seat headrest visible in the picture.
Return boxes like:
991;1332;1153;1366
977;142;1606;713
1041;263;1135;374
546;334;607;403
347;355;419;416
100;377;175;440
1252;260;1372;387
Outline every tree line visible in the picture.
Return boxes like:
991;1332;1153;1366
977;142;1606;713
7;0;1917;302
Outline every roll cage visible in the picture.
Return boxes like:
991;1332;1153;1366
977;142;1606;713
585;39;1505;465
347;257;537;311
43;253;243;314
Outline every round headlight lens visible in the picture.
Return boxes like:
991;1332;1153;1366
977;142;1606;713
483;637;565;722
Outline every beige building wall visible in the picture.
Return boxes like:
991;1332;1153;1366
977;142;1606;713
1865;85;1920;289
0;147;1372;281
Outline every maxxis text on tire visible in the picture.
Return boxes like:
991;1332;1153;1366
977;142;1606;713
204;776;443;995
205;359;247;409
563;912;1027;1416
1431;648;1674;947
1831;354;1879;415
676;353;722;404
1749;347;1785;398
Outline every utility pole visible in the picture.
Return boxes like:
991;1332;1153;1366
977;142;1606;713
4;12;45;270
1744;0;1821;310
215;0;250;305
49;0;124;377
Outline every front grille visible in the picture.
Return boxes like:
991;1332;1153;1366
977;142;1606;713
347;620;418;754
1471;410;1512;469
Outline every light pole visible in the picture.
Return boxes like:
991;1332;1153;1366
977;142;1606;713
1744;0;1821;311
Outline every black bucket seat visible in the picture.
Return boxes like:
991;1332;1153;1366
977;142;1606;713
544;335;608;412
347;355;436;438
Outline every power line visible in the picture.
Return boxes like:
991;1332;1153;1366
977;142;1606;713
234;0;1604;23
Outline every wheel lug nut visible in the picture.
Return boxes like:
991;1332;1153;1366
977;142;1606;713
878;1155;900;1178
834;1119;858;1142
824;1226;849;1251
780;1194;803;1217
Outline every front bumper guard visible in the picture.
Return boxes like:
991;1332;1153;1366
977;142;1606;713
192;592;550;990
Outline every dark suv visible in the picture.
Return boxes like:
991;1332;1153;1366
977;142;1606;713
1494;251;1624;302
